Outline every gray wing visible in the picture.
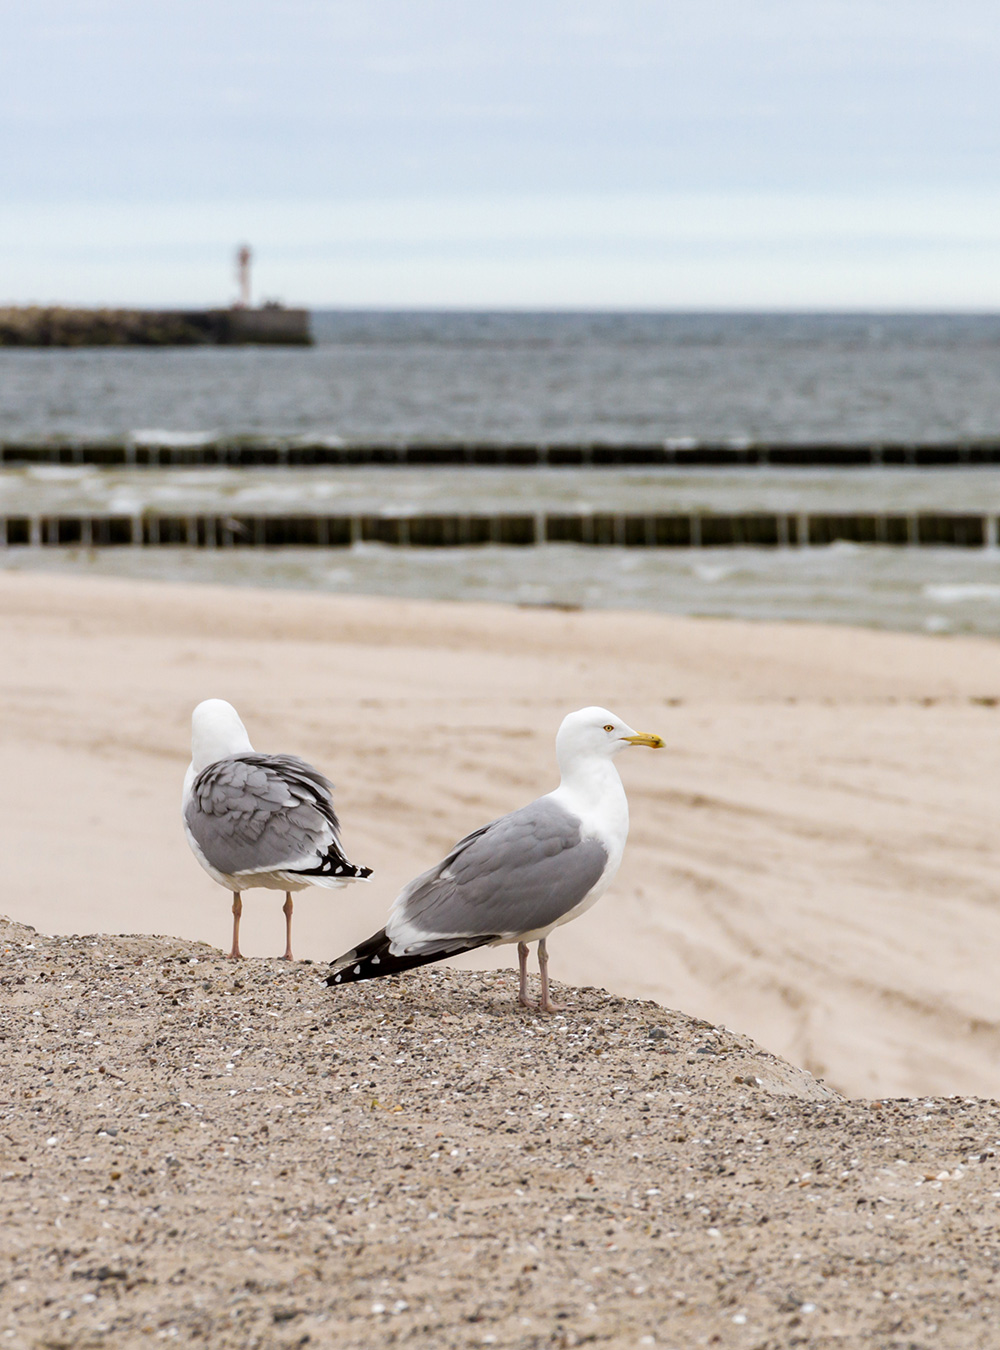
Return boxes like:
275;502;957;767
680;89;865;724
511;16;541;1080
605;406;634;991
185;753;357;879
387;795;608;951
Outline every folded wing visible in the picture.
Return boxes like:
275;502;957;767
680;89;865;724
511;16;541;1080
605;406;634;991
391;796;609;950
185;753;371;883
327;796;607;984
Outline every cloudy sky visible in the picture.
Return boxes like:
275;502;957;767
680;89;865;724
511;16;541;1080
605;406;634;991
1;0;998;308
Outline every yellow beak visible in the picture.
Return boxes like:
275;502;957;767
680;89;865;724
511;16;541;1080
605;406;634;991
623;732;664;749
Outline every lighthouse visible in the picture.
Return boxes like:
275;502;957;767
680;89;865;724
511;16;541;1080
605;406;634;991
235;244;252;309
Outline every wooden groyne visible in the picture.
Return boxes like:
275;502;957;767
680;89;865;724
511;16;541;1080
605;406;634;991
0;306;311;347
3;438;1000;467
1;509;994;550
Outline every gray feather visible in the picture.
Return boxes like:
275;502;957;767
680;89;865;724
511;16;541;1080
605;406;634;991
389;796;608;949
185;753;346;878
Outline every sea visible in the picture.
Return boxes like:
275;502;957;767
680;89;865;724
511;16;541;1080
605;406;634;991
3;310;1000;634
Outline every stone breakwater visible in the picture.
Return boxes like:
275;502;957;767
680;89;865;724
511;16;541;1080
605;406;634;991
0;306;311;347
3;914;1000;1348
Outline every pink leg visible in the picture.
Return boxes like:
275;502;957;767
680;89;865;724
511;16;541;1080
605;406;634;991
281;892;294;961
537;938;565;1014
517;941;536;1009
229;892;244;961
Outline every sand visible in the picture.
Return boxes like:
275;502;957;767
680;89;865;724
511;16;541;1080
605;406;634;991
5;914;1000;1349
3;570;1000;1099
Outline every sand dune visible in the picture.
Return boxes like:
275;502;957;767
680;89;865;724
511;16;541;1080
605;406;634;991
6;917;1000;1348
3;570;1000;1098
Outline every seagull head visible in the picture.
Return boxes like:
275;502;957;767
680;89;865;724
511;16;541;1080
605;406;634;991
555;706;663;770
190;698;254;771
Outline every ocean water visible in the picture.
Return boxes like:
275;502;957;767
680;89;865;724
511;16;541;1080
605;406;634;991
3;312;1000;633
8;464;1000;518
6;540;1000;638
2;311;1000;444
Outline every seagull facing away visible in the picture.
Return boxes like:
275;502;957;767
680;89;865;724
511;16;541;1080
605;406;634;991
183;699;372;961
326;706;662;1012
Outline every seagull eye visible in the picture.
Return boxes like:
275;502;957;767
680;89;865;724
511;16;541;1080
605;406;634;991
603;724;614;732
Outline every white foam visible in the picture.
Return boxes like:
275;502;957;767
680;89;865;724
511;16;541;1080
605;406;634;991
693;563;736;583
129;429;217;448
923;583;1000;604
289;433;345;448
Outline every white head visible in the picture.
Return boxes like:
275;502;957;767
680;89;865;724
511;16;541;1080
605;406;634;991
555;706;663;775
190;699;254;772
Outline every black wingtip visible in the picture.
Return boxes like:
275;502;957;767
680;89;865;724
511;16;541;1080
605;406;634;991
326;929;497;986
333;861;373;881
297;855;373;883
326;928;393;985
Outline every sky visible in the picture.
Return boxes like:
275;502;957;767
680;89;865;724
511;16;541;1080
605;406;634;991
1;0;999;309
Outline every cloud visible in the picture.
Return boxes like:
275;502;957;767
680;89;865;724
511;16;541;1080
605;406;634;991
2;2;1000;303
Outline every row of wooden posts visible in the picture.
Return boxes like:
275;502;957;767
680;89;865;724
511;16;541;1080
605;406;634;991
0;511;994;549
5;440;1000;468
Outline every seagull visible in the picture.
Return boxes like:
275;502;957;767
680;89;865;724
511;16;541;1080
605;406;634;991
326;706;662;1011
182;699;372;960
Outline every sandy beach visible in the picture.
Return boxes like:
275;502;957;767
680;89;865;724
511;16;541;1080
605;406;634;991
3;570;1000;1100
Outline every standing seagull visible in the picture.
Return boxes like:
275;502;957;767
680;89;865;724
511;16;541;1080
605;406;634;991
326;706;662;1012
183;699;372;960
